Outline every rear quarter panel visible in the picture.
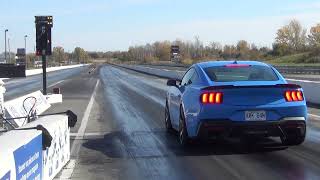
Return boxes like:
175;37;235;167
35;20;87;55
181;85;203;136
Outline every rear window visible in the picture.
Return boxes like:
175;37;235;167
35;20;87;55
204;65;279;82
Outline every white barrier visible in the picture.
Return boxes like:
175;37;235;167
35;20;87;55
286;80;320;105
4;91;51;127
0;128;43;180
0;114;70;180
0;64;88;81
0;80;5;115
25;115;70;180
45;94;62;105
25;64;87;77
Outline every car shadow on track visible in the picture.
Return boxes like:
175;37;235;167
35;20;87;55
82;130;288;159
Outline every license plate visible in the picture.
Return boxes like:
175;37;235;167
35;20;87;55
245;111;266;121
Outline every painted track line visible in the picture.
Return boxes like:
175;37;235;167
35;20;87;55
48;80;65;88
309;113;320;120
286;78;320;84
74;80;100;139
56;79;100;179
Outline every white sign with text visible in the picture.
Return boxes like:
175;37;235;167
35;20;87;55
4;91;51;127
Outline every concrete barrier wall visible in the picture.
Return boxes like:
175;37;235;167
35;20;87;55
116;64;320;105
0;64;88;81
0;128;42;180
25;64;87;76
0;115;70;180
286;80;320;105
24;115;70;180
0;80;5;115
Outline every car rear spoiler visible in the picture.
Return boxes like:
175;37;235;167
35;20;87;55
202;84;301;90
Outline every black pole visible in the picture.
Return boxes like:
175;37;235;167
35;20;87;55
42;50;47;95
4;30;8;63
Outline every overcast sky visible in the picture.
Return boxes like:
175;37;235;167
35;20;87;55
1;0;320;52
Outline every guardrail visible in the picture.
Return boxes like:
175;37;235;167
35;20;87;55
275;66;320;74
138;62;320;75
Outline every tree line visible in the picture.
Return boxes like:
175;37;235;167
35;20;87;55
19;19;320;68
25;47;90;68
107;20;320;64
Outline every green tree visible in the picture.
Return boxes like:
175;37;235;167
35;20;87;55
26;53;37;68
237;40;250;59
222;45;237;59
73;47;89;64
53;46;66;65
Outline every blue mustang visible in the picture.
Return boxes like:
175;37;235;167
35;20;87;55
165;61;307;146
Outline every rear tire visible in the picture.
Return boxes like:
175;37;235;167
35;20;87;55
282;134;305;146
165;102;173;131
281;127;306;146
179;107;189;146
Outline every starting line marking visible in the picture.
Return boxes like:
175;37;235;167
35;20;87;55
48;80;65;88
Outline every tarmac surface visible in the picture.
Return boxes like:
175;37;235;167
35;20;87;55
38;64;320;180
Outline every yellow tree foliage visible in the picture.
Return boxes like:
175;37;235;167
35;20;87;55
275;20;307;53
309;24;320;48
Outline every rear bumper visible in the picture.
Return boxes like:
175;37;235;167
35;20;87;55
196;118;306;139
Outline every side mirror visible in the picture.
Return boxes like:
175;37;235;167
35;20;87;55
167;79;177;86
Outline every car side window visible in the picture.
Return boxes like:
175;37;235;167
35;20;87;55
181;68;195;86
190;70;200;84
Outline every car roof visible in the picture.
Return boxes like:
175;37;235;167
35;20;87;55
195;60;270;69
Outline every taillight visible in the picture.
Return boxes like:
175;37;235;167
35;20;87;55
201;92;223;104
284;90;304;102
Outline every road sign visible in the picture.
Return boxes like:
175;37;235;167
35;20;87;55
170;45;181;62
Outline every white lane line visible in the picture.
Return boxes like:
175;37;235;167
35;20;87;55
161;68;185;73
48;80;65;88
309;113;320;120
286;78;320;84
70;132;106;137
57;79;100;179
140;66;185;73
72;79;100;149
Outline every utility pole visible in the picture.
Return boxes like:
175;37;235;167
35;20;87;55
8;38;11;63
42;49;47;94
24;35;28;68
4;29;8;63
